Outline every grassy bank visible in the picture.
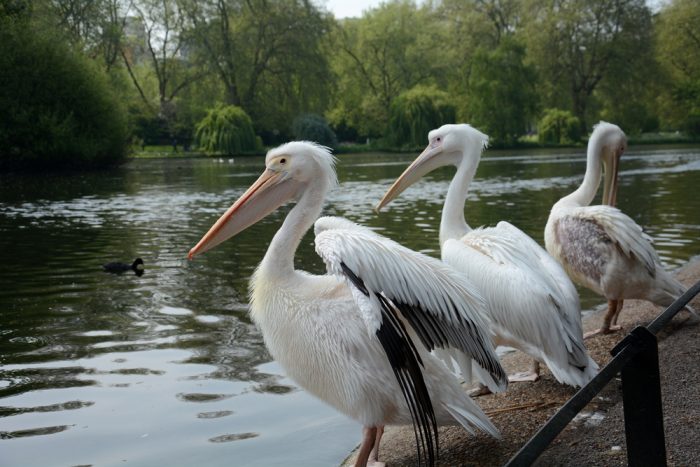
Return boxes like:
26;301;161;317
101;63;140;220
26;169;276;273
131;132;700;159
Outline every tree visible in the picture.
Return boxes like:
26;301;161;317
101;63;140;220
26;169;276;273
538;109;581;145
387;85;455;148
195;105;259;154
522;0;652;132
434;0;529;143
0;18;129;170
655;0;700;135
329;1;445;138
462;38;538;145
121;0;204;119
30;0;133;71
182;0;333;141
438;0;521;50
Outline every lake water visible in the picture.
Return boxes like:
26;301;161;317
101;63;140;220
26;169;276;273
1;146;699;466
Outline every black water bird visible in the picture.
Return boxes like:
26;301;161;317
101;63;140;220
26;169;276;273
103;258;144;276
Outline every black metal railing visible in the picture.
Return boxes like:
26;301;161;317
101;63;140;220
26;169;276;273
505;279;700;467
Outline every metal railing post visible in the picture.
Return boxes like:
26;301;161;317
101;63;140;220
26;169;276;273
612;326;667;467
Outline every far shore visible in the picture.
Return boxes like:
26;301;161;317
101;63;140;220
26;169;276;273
130;136;700;160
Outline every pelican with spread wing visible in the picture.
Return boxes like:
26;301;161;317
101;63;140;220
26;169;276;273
545;122;693;337
377;124;598;391
188;142;506;467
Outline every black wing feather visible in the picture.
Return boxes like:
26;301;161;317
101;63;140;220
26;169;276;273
341;262;438;467
397;300;507;387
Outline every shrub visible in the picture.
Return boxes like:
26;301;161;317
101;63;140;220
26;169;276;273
0;20;129;171
388;85;455;148
538;109;582;145
195;105;260;154
291;114;337;148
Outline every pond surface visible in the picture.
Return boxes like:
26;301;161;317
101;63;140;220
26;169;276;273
1;146;699;466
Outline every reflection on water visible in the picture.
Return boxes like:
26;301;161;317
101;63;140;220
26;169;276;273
0;146;698;466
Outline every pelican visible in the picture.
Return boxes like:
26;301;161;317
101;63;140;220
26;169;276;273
188;142;507;466
376;124;598;391
545;122;693;337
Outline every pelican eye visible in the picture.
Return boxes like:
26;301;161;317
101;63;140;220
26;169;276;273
280;158;287;164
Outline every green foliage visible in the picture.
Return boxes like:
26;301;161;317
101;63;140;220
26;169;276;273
195;105;260;155
184;0;333;143
329;1;446;139
655;0;700;136
291;114;337;147
522;0;652;132
0;18;129;171
0;0;30;20
462;38;538;145
538;109;582;145
4;0;696;158
672;82;700;136
388;86;455;148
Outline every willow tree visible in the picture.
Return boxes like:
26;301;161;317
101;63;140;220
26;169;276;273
388;85;455;148
462;38;538;145
195;105;259;154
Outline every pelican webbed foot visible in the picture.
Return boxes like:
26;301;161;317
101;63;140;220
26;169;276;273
508;371;540;383
584;324;622;339
585;299;624;339
368;425;385;467
508;360;540;383
468;384;493;397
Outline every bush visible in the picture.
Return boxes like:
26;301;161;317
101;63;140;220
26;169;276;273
672;80;700;137
388;85;455;148
195;105;260;155
538;109;582;145
291;114;337;147
0;20;130;171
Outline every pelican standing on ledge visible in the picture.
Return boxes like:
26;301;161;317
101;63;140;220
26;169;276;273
377;124;598;390
188;142;507;466
545;122;692;337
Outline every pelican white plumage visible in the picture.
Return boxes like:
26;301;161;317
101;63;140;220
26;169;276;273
544;122;693;337
188;141;507;466
376;124;598;390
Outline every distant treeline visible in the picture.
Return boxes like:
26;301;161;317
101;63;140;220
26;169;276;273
1;0;699;170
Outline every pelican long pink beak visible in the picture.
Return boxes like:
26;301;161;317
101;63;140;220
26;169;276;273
602;147;622;207
375;143;443;212
188;168;299;259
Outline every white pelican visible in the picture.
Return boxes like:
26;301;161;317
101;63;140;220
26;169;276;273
188;142;507;466
545;122;693;337
376;124;598;391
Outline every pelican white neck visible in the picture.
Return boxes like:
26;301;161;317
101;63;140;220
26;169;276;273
439;136;483;246
259;177;329;278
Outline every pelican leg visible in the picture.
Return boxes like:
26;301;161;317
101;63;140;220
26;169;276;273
585;299;623;338
368;425;386;467
611;299;624;326
508;360;541;383
355;426;378;467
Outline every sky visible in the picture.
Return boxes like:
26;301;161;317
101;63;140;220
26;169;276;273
319;0;383;18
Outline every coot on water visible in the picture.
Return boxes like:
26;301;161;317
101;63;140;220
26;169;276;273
103;258;144;276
